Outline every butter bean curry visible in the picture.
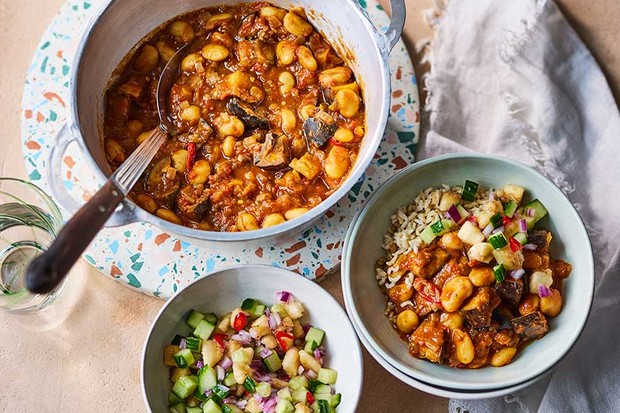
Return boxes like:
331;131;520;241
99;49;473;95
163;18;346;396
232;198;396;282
103;2;365;231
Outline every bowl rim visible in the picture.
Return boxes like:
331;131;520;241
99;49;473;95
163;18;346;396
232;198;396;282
141;264;364;412
349;310;548;400
68;0;393;242
341;152;595;390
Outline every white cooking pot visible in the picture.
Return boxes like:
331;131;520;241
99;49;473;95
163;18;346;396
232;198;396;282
47;0;406;243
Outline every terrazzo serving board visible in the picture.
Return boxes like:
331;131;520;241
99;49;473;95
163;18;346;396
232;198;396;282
20;0;420;299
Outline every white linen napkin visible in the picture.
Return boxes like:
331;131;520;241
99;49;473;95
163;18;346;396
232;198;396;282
418;0;620;411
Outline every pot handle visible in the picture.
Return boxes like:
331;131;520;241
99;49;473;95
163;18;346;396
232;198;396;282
384;0;406;52
47;123;138;228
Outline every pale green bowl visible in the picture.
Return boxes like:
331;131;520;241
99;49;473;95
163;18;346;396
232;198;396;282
342;153;594;392
142;265;363;412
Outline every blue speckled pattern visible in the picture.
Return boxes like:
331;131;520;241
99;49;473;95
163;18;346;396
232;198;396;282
20;0;419;298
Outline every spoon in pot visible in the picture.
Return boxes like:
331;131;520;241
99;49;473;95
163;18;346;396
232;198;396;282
25;44;191;295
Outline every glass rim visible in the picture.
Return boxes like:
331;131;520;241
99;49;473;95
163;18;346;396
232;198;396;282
0;177;63;234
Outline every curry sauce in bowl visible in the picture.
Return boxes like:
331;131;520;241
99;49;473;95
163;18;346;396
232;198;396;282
103;2;365;232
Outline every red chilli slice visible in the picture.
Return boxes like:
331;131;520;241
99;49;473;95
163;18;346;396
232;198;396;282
509;237;522;252
413;278;441;304
233;312;247;332
306;392;315;404
275;331;294;351
213;333;227;349
187;142;197;171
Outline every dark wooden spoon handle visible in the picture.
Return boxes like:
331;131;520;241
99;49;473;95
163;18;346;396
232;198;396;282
26;179;125;294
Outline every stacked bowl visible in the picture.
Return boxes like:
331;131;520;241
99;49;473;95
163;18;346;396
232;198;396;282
341;153;595;399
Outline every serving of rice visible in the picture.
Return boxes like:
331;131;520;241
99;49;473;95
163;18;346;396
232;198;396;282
375;184;492;322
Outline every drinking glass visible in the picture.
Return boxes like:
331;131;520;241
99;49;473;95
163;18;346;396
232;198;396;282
0;178;64;313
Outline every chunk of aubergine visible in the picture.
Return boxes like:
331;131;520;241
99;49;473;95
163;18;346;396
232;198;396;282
253;133;289;168
511;311;550;340
495;278;524;308
527;229;551;250
146;157;180;208
302;110;337;147
226;97;269;130
176;185;210;222
461;287;501;328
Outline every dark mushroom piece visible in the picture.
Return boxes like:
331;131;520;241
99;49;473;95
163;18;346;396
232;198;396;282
302;110;337;147
146;157;180;209
253;133;289;168
226;98;269;130
176;185;210;222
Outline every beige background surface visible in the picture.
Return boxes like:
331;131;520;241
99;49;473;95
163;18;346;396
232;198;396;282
0;0;618;412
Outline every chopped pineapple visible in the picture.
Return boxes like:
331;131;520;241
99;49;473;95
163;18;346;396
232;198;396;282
457;221;486;245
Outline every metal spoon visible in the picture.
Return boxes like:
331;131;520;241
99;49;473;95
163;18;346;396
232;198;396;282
25;44;190;295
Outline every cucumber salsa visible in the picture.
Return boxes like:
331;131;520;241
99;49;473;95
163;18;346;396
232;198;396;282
163;293;341;413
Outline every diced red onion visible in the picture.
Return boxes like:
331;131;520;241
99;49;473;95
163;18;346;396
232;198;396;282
489;191;495;201
236;400;248;409
447;204;462;223
219;356;232;371
523;243;537;250
518;219;528;232
204;389;213;397
250;360;263;371
538;285;552;298
298;365;304;375
314;348;323;365
492;225;504;234
268;314;277;329
276;291;293;304
302;324;312;334
249;329;258;339
259;347;273;359
273;312;282;326
305;369;318;379
179;338;186;349
509;269;525;280
216;365;225;381
231;330;252;344
482;223;494;237
526;208;535;217
263;397;277;413
196;360;204;369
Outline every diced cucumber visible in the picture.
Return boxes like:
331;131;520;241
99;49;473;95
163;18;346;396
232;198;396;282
462;180;479;202
255;382;272;398
304;340;318;354
263;351;282;372
192;387;207;402
222;405;244;413
243;376;257;393
174;349;195;369
504;200;518;218
241;298;258;311
275;399;295;413
172;375;198;399
314;392;331;402
202;399;223;413
513;232;528;245
420;223;438;244
314;384;331;395
223;372;236;387
186;310;205;330
277;388;293;401
488;232;508;249
308;380;322;393
489;212;503;228
305;327;325;347
253;304;266;318
198;365;217;395
185;337;202;352
288;375;309;390
193;319;216;340
317;368;337;385
164;345;181;367
493;264;506;283
187;407;202;413
231;348;252;364
317;399;330;413
168;391;182;404
271;303;289;318
292;388;308;403
524;199;548;229
456;204;470;222
203;313;218;325
169;402;186;413
330;393;342;408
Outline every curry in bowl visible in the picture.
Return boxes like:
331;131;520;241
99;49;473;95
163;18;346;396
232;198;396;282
376;181;572;368
103;2;365;232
